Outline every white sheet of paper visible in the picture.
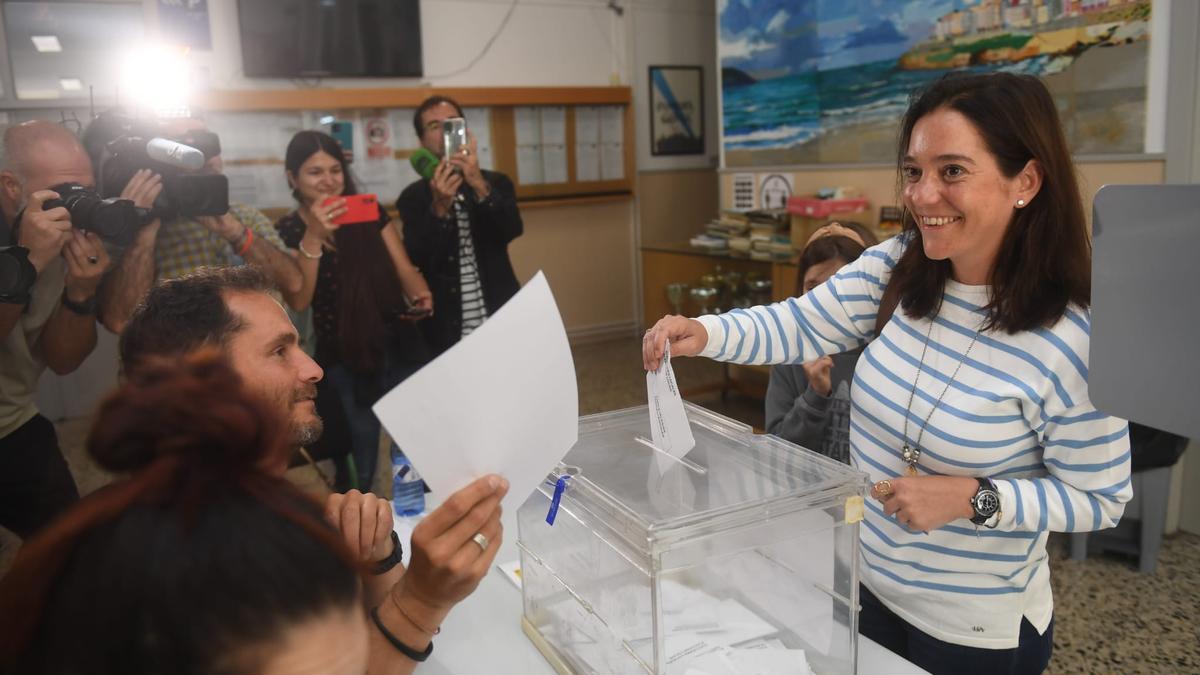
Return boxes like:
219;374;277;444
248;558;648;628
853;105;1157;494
601;142;625;180
515;106;541;146
541;144;568;183
540;106;567;145
373;272;579;514
496;559;523;589
576;143;600;182
600;105;624;143
646;343;696;472
463;107;494;171
516;145;544;185
575;106;600;143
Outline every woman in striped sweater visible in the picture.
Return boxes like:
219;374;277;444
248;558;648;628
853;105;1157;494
643;73;1130;674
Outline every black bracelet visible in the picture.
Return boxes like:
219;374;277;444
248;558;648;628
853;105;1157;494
371;531;403;575
61;292;97;315
369;606;433;662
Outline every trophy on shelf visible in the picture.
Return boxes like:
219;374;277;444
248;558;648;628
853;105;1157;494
665;282;689;315
747;275;773;306
690;285;718;315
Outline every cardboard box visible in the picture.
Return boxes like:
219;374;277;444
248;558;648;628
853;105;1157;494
787;197;871;251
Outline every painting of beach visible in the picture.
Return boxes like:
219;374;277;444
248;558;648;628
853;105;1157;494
720;0;1152;167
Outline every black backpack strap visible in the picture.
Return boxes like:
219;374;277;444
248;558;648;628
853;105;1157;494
874;276;900;338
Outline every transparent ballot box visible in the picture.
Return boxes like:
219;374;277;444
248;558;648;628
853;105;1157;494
517;403;869;675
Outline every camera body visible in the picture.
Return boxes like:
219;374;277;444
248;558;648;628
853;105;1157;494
85;111;230;221
44;183;141;247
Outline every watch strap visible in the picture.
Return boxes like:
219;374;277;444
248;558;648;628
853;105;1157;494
970;477;1001;526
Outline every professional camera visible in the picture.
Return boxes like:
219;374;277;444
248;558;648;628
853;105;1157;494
42;183;141;247
84;111;229;220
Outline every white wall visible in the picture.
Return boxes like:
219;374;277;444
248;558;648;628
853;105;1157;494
178;0;623;90
630;0;719;171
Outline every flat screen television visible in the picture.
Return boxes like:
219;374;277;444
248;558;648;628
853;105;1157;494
237;0;422;78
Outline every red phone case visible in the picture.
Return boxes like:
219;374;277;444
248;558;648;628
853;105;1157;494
325;194;378;226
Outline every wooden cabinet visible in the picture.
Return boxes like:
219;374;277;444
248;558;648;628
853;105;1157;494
640;244;800;404
641;244;798;328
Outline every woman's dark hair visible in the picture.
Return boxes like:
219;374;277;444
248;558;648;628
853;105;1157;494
796;235;868;295
412;95;464;138
0;351;362;675
285;130;407;372
890;72;1090;333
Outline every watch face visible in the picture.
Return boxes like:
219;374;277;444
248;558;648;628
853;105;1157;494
975;489;1000;517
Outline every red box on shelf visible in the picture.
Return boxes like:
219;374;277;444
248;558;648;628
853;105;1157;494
787;197;871;250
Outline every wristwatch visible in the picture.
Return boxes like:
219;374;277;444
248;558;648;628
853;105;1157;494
371;531;404;575
969;477;1001;527
0;245;37;305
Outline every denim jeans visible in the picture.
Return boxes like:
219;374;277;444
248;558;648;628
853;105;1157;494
324;356;422;494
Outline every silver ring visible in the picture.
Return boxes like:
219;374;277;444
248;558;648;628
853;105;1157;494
471;532;489;553
87;256;99;264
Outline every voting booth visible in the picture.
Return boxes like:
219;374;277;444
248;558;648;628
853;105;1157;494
517;403;869;674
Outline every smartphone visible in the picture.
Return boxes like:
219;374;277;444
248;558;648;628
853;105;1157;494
323;193;378;226
330;121;354;161
442;117;467;160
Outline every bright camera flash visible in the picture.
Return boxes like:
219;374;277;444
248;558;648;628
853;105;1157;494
118;44;194;114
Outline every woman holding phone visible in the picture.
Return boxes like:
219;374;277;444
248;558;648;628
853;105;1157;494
275;130;432;493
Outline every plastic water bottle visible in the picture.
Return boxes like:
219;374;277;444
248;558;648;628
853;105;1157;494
391;445;425;517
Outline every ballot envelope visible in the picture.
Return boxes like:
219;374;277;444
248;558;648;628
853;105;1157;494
517;403;869;675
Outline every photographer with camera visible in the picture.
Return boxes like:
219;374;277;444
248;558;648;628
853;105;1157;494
95;116;302;333
396;96;523;357
0;121;114;539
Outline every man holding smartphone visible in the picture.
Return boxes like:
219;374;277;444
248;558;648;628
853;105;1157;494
396;96;524;356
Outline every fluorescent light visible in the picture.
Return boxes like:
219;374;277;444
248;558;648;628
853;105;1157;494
59;78;82;91
32;35;62;52
320;115;335;125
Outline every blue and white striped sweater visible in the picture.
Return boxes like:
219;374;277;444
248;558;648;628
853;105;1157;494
695;236;1131;649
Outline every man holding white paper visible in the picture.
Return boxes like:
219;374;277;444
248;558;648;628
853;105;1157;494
374;270;579;518
118;265;505;673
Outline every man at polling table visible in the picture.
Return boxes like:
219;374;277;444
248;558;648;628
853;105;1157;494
118;264;506;672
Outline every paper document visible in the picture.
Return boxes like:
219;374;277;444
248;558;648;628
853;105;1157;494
373;272;579;514
646;343;696;471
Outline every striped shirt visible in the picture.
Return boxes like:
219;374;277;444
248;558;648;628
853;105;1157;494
454;203;488;336
695;234;1131;649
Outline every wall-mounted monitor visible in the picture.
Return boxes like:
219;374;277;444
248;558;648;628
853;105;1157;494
237;0;422;78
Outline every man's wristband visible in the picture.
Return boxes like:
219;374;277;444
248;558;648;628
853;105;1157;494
235;227;254;257
370;606;433;662
371;531;403;575
61;291;97;315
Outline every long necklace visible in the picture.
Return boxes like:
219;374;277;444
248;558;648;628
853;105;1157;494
900;315;981;476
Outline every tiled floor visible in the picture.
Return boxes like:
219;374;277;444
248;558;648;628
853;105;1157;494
3;336;1197;672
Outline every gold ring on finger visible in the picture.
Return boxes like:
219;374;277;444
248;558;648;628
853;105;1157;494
873;479;893;498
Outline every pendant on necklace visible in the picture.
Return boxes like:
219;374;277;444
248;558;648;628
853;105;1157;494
901;444;920;476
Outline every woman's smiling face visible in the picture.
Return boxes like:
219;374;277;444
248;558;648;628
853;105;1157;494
901;106;1032;285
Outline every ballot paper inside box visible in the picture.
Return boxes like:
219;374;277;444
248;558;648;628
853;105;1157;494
517;403;869;675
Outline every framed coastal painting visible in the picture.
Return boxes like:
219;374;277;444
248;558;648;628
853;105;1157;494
719;0;1154;166
649;65;705;156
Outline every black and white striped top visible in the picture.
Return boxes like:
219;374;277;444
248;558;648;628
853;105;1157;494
454;203;488;336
